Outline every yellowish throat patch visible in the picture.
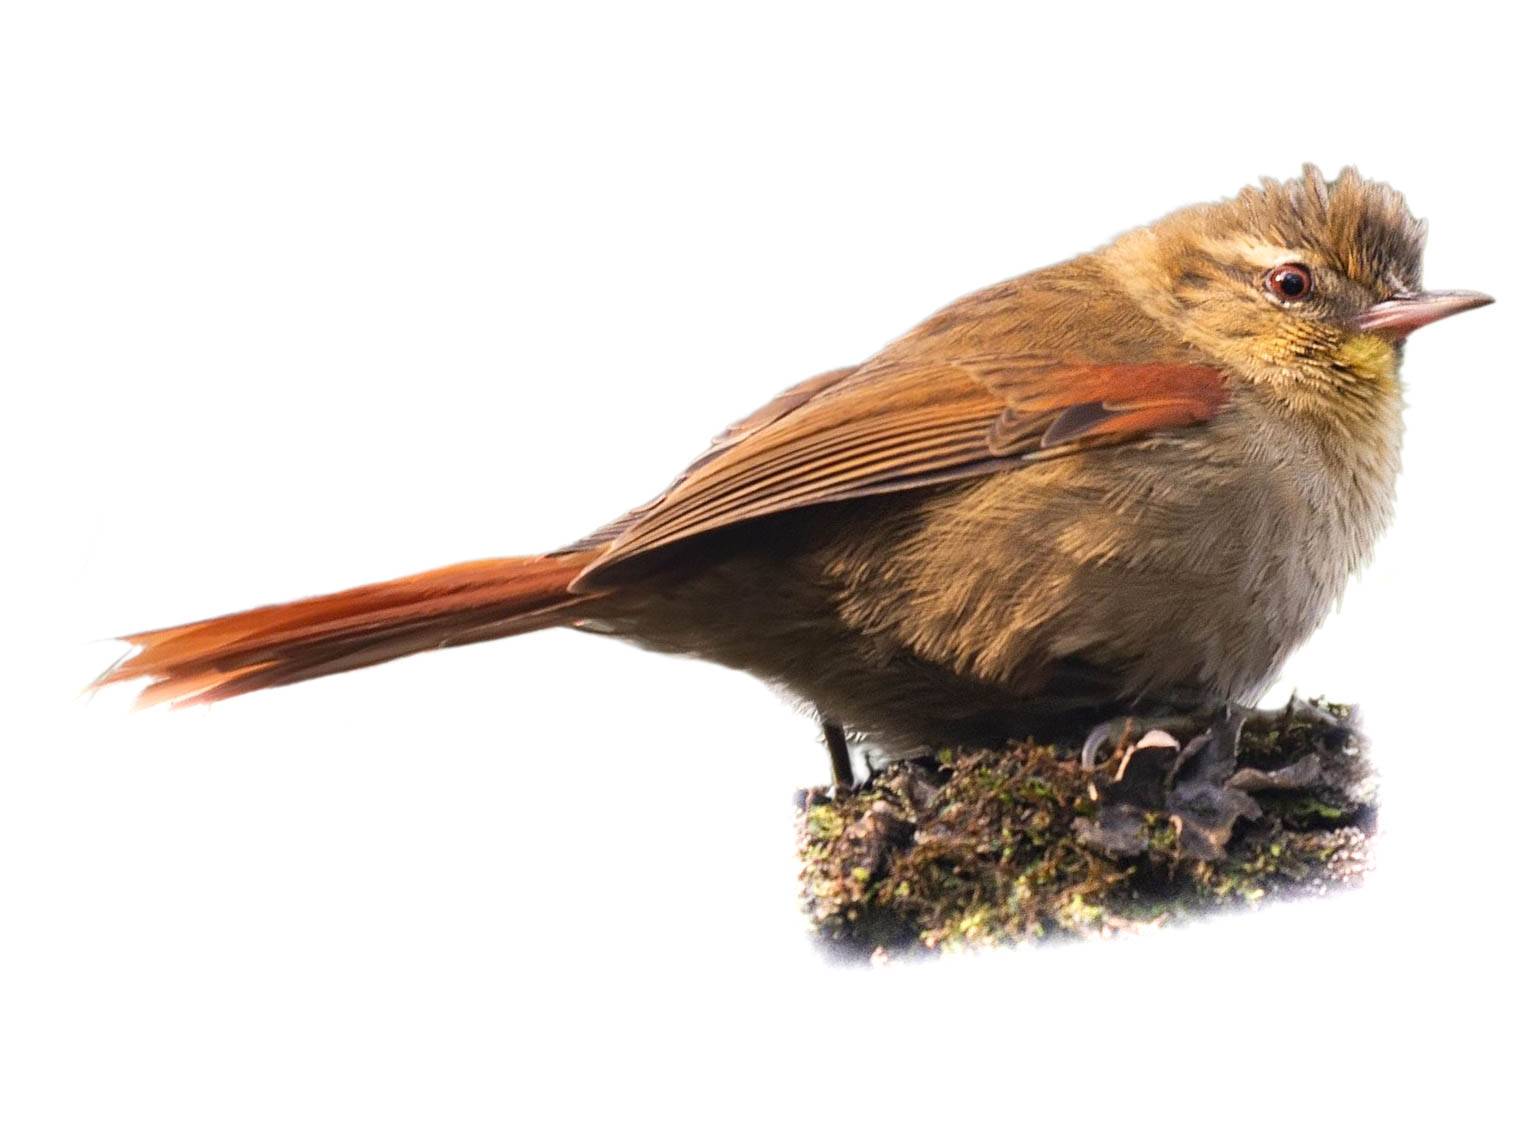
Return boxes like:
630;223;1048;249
1336;333;1401;392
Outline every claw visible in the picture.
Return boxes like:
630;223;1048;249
1081;716;1136;770
1081;712;1202;770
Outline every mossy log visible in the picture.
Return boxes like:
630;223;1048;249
797;700;1373;961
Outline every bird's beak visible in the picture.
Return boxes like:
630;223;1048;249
1354;289;1494;337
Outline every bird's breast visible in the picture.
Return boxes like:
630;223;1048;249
847;391;1402;706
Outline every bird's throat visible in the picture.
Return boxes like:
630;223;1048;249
1333;333;1402;395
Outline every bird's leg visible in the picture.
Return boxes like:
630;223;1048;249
822;720;856;789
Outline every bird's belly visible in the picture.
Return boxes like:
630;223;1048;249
1068;505;1342;703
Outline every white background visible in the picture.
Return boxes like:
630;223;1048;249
3;2;1520;1139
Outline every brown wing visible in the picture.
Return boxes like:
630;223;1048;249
574;352;1226;584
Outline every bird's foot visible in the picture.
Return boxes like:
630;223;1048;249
813;720;941;798
1081;696;1354;768
1081;712;1201;770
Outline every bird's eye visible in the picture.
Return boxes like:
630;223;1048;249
1266;262;1314;302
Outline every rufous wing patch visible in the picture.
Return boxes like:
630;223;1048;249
968;357;1227;456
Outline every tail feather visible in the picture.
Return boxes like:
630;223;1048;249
95;550;604;707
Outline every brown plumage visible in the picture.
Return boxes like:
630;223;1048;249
95;165;1491;753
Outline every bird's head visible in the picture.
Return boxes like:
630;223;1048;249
1105;165;1491;421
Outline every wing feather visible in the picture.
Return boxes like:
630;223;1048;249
575;349;1226;584
573;315;1226;585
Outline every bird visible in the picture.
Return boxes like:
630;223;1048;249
94;165;1492;784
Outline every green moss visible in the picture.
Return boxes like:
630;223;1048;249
798;699;1373;960
804;804;845;842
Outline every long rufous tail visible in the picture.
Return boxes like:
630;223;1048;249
94;549;605;707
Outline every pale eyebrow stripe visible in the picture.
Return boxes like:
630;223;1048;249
1198;235;1309;268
